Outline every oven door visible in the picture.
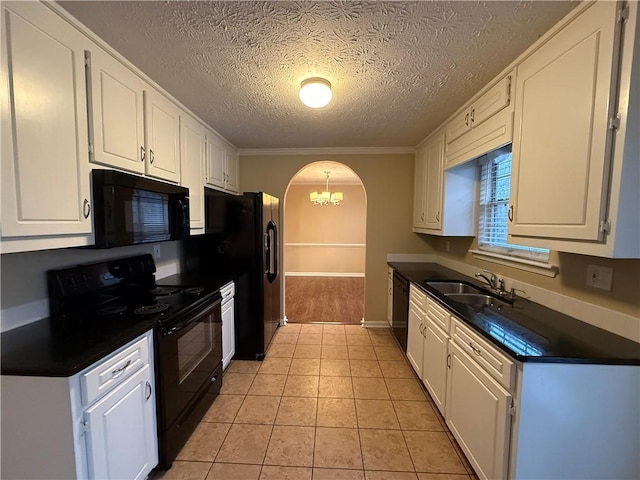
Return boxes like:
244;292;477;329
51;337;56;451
156;297;222;429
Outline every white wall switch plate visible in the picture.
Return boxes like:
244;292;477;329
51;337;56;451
153;244;161;259
586;264;613;291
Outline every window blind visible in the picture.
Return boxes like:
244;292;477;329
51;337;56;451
478;147;549;262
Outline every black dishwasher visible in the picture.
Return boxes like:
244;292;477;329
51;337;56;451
392;271;409;351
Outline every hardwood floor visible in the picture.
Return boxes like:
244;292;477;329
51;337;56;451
285;276;364;324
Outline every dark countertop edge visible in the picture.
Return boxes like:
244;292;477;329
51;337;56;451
388;261;640;366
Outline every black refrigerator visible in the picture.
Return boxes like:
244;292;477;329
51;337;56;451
196;189;281;360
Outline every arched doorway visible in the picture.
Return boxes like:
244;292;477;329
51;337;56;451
283;161;367;324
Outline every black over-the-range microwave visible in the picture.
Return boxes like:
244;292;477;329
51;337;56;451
91;169;190;248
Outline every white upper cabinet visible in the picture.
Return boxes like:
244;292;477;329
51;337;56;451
180;114;206;231
86;47;146;175
508;1;639;257
414;129;476;236
144;90;181;183
509;1;621;242
1;2;92;246
445;73;514;169
87;49;181;183
206;130;240;194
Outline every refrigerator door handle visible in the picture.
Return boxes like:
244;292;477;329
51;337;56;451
267;221;278;282
264;231;271;275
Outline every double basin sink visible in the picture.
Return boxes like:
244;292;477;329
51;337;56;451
425;281;511;308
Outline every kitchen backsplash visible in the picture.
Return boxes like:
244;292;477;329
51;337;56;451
0;241;181;332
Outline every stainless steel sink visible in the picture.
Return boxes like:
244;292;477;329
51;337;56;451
445;293;498;307
426;281;485;295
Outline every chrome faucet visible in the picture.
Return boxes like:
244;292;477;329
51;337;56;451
475;270;498;290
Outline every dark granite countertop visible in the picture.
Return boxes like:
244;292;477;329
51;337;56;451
389;262;640;365
1;316;155;377
1;271;235;377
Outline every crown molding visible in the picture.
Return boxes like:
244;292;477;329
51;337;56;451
238;146;416;156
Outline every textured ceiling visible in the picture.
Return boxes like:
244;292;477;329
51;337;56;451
58;1;577;149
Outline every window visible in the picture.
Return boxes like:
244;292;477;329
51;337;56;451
477;145;550;262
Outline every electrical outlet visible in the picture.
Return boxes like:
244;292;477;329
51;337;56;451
586;264;613;291
153;244;161;260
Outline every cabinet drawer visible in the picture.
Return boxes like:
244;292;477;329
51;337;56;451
220;281;235;302
426;298;450;332
451;318;515;391
409;285;427;311
81;332;151;406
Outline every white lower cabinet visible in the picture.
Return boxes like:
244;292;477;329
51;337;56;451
221;281;236;370
0;330;158;479
406;285;426;377
84;364;157;480
446;341;512;480
421;315;449;416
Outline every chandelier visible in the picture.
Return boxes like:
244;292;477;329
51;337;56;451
309;171;343;206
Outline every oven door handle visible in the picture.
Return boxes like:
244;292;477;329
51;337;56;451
162;300;221;336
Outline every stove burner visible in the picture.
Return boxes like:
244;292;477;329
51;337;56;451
96;304;128;316
150;287;181;297
134;304;172;316
183;287;204;295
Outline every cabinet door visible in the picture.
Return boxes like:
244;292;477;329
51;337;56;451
424;132;444;230
205;132;226;190
421;318;449;416
509;1;621;241
406;301;424;377
180;115;205;231
446;108;471;144
144;91;181;182
1;2;91;237
470;75;511;127
412;144;428;229
225;146;240;193
446;342;511;480
84;364;158;480
86;48;145;174
222;298;235;370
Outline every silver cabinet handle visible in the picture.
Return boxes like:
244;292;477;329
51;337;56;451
111;359;131;378
421;212;425;222
447;353;451;368
508;205;514;222
149;149;155;164
82;199;91;219
145;381;152;401
436;211;440;222
419;323;424;335
140;146;146;162
470;108;475;124
464;112;469;127
468;342;482;356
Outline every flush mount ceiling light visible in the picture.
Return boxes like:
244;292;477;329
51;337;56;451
299;77;332;108
310;171;343;206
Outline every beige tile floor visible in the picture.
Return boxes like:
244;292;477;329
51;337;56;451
154;324;479;480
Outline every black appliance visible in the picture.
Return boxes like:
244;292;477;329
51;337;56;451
47;254;222;470
91;169;190;248
199;188;281;360
392;271;409;351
